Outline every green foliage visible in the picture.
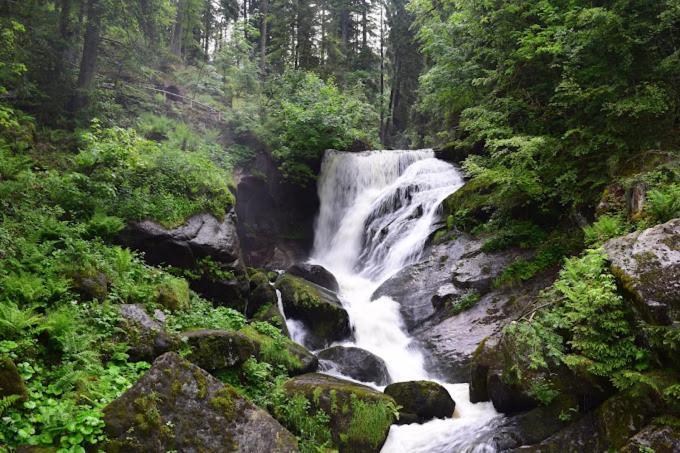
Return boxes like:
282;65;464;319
265;71;380;185
410;0;680;219
76;124;234;227
495;230;582;287
482;221;546;252
505;249;647;390
583;215;629;247
528;380;560;406
166;297;246;333
646;184;680;223
449;291;480;315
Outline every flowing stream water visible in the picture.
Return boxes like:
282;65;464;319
289;149;501;452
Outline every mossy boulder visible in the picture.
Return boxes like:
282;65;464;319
119;304;180;362
155;277;190;311
283;373;397;452
384;381;455;423
253;302;290;336
276;274;351;349
318;346;391;385
604;218;680;325
70;269;109;301
103;352;298;452
469;333;610;414
239;325;318;375
513;381;668;452
246;271;278;318
286;263;339;292
182;329;256;372
0;357;27;401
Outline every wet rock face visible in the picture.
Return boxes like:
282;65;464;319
283;373;397;453
371;234;478;331
103;352;299;452
119;304;179;362
234;146;319;270
383;380;455;423
286;263;339;293
317;346;391;385
604;218;680;325
182;330;256;372
416;272;552;383
276;274;351;350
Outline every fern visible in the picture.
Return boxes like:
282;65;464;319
0;394;21;416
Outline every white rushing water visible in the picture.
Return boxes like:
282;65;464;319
301;149;500;452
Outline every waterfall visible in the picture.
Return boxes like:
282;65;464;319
306;149;500;452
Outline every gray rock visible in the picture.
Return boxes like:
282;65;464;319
103;352;299;452
415;274;550;382
317;346;391;385
621;423;680;453
119;304;179;362
384;380;455;423
287;263;339;292
604;218;680;325
450;249;526;292
117;211;249;310
182;329;256;371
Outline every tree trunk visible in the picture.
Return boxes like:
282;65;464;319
260;0;268;70
139;0;157;45
72;0;103;112
362;0;368;52
171;0;184;57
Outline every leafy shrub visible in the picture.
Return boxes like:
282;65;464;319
646;184;680;223
583;215;629;246
265;71;379;185
165;297;246;333
505;249;647;389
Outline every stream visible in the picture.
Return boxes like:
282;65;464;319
287;149;502;452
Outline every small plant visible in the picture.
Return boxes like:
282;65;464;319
646;184;680;223
583;215;628;246
449;291;480;314
528;380;559;406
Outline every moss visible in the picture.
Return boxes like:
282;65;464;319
210;386;238;421
155;277;190;311
0;357;27;400
239;325;303;371
345;395;396;450
132;392;162;433
276;274;323;309
192;368;208;399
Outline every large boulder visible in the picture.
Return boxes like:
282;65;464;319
505;382;667;452
317;346;391;385
620;423;680;452
416;272;553;382
604;218;680;325
286;263;339;292
182;329;256;371
117;211;249;310
119;304;180;362
283;373;397;452
384;381;455;424
103;352;298;452
276;274;351;350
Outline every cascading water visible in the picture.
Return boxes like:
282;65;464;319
301;149;500;452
